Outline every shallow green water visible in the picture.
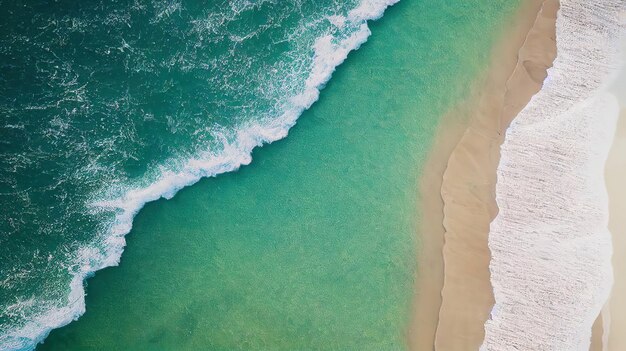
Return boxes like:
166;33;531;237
33;0;519;350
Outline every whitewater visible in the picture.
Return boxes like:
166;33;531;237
0;0;398;350
482;0;626;350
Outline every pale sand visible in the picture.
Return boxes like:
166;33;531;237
408;1;559;350
606;109;626;351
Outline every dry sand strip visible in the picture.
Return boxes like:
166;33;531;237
591;33;626;351
407;0;559;350
590;305;606;351
590;315;605;351
605;109;626;351
555;118;625;351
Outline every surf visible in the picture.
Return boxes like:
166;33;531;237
0;0;398;350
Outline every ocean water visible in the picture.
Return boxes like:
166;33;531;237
482;1;626;349
0;0;520;350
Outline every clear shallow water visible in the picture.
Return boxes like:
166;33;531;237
0;0;519;349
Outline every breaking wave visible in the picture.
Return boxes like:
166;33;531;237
0;0;398;350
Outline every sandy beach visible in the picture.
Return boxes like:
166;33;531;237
408;0;559;349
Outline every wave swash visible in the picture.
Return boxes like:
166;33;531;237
482;1;626;350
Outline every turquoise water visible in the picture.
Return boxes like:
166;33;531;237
0;0;519;349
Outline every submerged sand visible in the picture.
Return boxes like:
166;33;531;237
408;0;559;349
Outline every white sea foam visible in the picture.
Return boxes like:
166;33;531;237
481;1;626;350
1;1;398;350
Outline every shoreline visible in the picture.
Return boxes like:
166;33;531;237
408;0;558;349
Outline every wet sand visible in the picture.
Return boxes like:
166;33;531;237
408;0;559;349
